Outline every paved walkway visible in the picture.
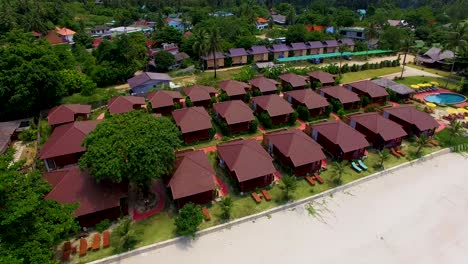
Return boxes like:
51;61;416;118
119;152;468;264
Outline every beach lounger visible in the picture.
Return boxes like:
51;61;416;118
396;147;406;156
79;238;87;256
305;176;316;186
351;162;362;172
391;148;401;158
62;241;71;261
103;230;110;248
92;233;101;250
358;160;368;170
251;192;262;203
429;140;439;147
202;207;211;221
261;189;272;201
314;173;325;184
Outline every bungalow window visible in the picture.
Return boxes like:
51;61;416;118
311;129;318;140
356;32;363;37
45;159;57;171
320;91;325;97
350;120;356;128
268;143;273;154
252;102;257;111
219;158;225;168
287;96;292;103
383;112;389;119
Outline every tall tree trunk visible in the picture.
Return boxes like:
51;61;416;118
366;43;369;61
400;51;407;79
339;56;342;78
213;50;217;79
445;60;456;89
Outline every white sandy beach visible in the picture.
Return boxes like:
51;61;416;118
119;152;468;264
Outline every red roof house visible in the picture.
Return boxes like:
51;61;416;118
184;85;217;107
44;166;127;227
39;120;101;171
227;48;248;65
279;73;309;90
345;80;389;104
349;112;407;149
217;139;276;192
247;46;269;62
108;96;146;115
284;89;330;118
218;80;250;101
168;150;216;208
290;42;308;57
147;90;183;115
263;129;326;176
305;120;369;160
251;94;294;125
383;106;439;137
249;77;279;95
47;104;91;127
319;86;360;110
307;70;336;87
213;100;255;134
172;107;213;143
44;30;67;45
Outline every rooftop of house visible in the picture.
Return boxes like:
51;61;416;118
284;89;329;109
39;120;101;160
270;44;290;52
279;73;308;88
307;70;335;84
350;112;408;141
248;45;269;55
384;106;439;131
217;139;276;182
169;150;215;199
127;72;172;89
290;42;308;50
213;100;255;125
347;80;389;98
227;48;248;57
265;129;326;167
47;104;91;126
252;94;294;117
108;96;146;114
249;76;279;93
172;106;212;133
147;90;183;109
44;166;126;217
320;86;360;104
218;80;249;97
183;85;217;102
310;120;369;153
371;78;414;95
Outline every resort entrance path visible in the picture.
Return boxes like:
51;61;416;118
118;152;468;264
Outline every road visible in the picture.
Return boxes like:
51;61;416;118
118;152;468;264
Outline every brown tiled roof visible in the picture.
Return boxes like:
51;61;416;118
218;80;249;97
270;44;290;52
47;104;91;126
347;80;389;98
320;86;360;104
44;166;126;217
310;120;369;153
184;85;217;103
108;96;145;114
44;30;66;45
39;120;101;160
249;77;279;93
307;70;335;84
248;45;269;55
279;73;308;88
228;48;248;57
265;129;326;167
147;90;183;108
213;100;254;125
169;150;215;199
384;106;439;131
127;72;171;89
284;89;329;110
252;94;294;117
290;42;308;51
172;107;212;133
217;139;276;182
350;112;407;141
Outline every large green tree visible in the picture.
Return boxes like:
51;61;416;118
80;111;182;191
153;51;175;72
207;26;222;79
0;151;78;263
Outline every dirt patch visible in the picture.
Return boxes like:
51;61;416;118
19;141;37;168
114;84;130;90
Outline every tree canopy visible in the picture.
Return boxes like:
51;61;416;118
154;51;175;72
80;111;182;188
0;150;78;263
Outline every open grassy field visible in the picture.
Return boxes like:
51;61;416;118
340;67;401;83
405;63;462;80
394;76;461;91
61;87;126;105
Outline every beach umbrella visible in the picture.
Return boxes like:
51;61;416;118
465;116;468;120
447;109;458;114
430;81;439;86
426;102;436;108
410;84;419;89
457;108;468;113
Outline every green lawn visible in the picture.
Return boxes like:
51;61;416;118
436;129;468;147
340;67;401;83
405;64;461;80
89;108;107;120
61;87;125;105
394;76;460;91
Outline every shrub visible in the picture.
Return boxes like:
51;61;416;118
249;119;259;133
334;78;341;85
341;64;350;73
282;84;293;92
330;99;343;112
95;219;111;232
324;105;333;117
337;109;345;118
220;197;233;220
19;129;37;142
210;96;218;106
209;127;216;139
219;121;230;136
175;203;204;238
258;112;273;128
297;105;310;121
173;102;182;110
185;97;193;107
218;93;229;102
361;63;369;70
252;89;262;96
233;66;256;82
313;81;323;89
288;111;298;125
350;64;360;72
361;96;370;107
244;92;252;102
364;104;377;112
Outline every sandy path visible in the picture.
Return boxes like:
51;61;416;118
119;152;468;264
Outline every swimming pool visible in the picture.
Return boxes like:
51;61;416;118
425;93;466;104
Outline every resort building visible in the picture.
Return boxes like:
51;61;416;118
227;48;248;65
202;51;225;69
251;94;294;125
249;77;279;95
218;80;250;101
307;70;336;87
279;73;309;90
108;96;146;115
270;44;290;59
147;90;183;116
319;86;361;110
127;72;172;95
346;80;389;104
47;104;91;127
290;42;308;57
213;100;255;134
247;46;270;62
183;85;217;108
372;78;415;100
172;107;213;143
284;89;330;118
307;41;325;55
382;106;439;137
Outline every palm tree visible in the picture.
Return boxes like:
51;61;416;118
444;24;467;88
415;134;429;157
378;149;390;169
192;29;209;71
207;26;222;79
400;32;414;79
331;161;346;185
447;120;464;145
364;21;379;61
338;43;350;79
281;175;297;200
220;196;233;220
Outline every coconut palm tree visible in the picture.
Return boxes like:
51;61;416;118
207;26;222;79
192;29;209;71
281;175;297;200
338;43;350;78
444;24;467;88
378;149;390;169
400;32;415;79
364;21;379;61
415;134;429;157
447;119;464;145
332;161;346;185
